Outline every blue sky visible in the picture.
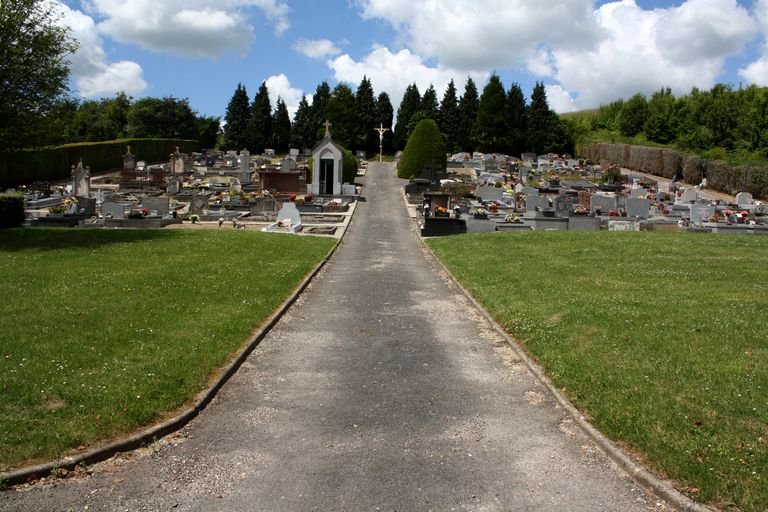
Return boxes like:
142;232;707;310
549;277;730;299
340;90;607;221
57;0;768;119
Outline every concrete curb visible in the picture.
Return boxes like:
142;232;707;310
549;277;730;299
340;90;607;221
403;189;713;512
2;210;354;488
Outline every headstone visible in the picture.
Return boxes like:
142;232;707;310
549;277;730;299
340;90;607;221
76;196;96;215
591;194;617;213
189;194;209;214
526;195;550;212
167;177;181;195
280;158;296;172
101;201;126;218
626;198;650;218
142;196;170;216
170;147;186;174
477;185;503;203
736;192;753;207
239;150;251;184
342;184;357;196
689;203;715;223
72;160;91;197
289;148;299;158
681;188;698;204
578;190;592;208
630;188;649;199
275;201;302;226
123;146;136;171
521;186;539;196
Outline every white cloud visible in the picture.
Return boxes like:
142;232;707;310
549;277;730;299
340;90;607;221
548;0;757;108
545;85;577;114
354;0;603;71
265;74;305;118
56;2;147;97
739;0;768;85
293;38;341;59
83;0;290;58
328;46;487;113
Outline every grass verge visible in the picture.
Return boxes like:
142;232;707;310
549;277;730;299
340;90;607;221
0;228;335;471
427;231;767;511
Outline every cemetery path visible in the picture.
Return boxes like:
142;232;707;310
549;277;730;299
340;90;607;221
2;163;664;511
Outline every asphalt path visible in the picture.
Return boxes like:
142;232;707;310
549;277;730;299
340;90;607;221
1;163;666;511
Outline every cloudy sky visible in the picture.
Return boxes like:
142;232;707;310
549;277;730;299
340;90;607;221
57;0;768;118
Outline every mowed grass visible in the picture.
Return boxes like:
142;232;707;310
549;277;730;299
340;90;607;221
428;231;767;511
0;228;335;472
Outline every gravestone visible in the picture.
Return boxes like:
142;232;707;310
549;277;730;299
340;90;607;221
591;194;617;213
526;195;550;212
239;150;251;184
123;146;136;171
630;188;649;199
626;198;650;218
689;203;715;223
681;188;698;204
280;158;296;172
170;147;186;174
477;185;503;203
736;192;753;207
521;186;539;196
289;148;299;158
76;196;96;215
72;160;91;197
578;190;592;208
142;196;170;216
189;194;209;214
167;177;181;195
101;201;126;218
608;220;639;231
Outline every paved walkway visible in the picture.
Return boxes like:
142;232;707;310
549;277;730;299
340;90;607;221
2;163;664;511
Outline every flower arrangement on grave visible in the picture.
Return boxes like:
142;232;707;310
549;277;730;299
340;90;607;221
494;181;503;188
327;199;341;206
48;205;66;214
504;212;520;223
489;203;499;213
608;209;619;217
127;209;145;219
289;194;297;202
141;208;150;216
593;205;602;216
295;195;307;204
435;206;449;217
573;205;589;216
473;208;488;219
189;214;200;224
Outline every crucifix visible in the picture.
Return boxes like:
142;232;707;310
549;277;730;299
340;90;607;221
374;123;389;162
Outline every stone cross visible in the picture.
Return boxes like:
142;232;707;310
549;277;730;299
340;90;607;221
323;120;332;139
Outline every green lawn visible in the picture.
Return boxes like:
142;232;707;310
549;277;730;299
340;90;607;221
0;228;335;471
428;231;767;511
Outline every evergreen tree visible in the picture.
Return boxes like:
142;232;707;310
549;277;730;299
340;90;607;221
325;83;359;149
310;81;331;143
507;83;527;157
618;93;647;137
271;97;291;153
394;84;421;150
421;84;439;121
458;77;479;152
438;79;461;153
526;82;552;154
248;81;272;153
291;96;313;149
376;92;394;154
224;83;250;150
472;74;511;153
398;119;447;180
355;76;378;154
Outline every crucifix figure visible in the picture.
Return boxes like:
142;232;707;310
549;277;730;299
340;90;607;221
323;120;332;139
374;123;389;162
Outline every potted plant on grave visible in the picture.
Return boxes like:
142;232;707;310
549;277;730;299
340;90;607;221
189;214;200;224
572;205;589;216
473;207;488;219
594;205;602;216
48;205;66;215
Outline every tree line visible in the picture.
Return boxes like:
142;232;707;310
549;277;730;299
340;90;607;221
224;75;574;157
587;84;768;160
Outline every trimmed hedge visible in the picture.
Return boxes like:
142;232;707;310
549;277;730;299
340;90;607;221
579;143;768;199
398;119;447;180
0;139;198;189
0;193;25;229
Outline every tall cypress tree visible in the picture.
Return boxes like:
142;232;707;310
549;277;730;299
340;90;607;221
224;83;250;151
271;97;291;153
438;79;461;153
527;82;548;154
394;83;421;150
472;74;511;153
458;77;479;152
291;96;312;150
376;92;394;155
507;82;527;157
421;84;439;121
248;81;272;153
310;81;331;142
325;83;358;149
355;76;378;154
